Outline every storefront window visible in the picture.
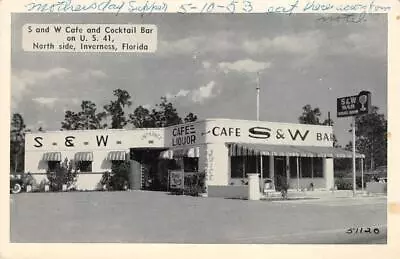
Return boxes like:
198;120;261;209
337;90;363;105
48;161;60;171
231;156;244;178
230;156;270;178
301;158;312;178
168;159;182;170
76;161;92;172
112;160;124;167
313;158;323;177
289;157;298;178
183;157;198;172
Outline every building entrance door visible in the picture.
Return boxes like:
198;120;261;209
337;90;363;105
130;148;167;191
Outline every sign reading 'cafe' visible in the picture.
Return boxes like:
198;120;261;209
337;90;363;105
337;90;371;117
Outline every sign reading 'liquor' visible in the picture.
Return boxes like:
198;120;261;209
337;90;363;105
337;91;371;117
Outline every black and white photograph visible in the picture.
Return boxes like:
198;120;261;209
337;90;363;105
9;12;387;244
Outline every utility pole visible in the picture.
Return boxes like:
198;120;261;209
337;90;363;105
328;111;331;126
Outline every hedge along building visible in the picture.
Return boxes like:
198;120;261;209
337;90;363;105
24;118;365;191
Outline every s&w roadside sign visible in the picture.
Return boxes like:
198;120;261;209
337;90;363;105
337;91;371;117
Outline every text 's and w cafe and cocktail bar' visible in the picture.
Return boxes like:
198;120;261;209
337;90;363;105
24;116;365;194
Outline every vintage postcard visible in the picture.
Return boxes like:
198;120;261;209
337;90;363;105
1;0;399;258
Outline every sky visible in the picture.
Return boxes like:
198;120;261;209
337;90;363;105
11;13;387;146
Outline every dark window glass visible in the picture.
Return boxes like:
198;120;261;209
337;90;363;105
261;156;270;179
231;156;244;178
245;156;257;174
231;155;271;178
168;159;182;170
314;158;323;177
289;157;298;178
77;161;92;172
300;158;312;177
48;161;60;171
112;160;124;167
183;157;198;172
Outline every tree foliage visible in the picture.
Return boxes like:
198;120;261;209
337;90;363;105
184;112;198;123
355;106;387;169
61;100;106;130
129;105;155;128
10;113;26;173
298;105;322;125
129;96;197;128
298;104;338;147
104;89;132;129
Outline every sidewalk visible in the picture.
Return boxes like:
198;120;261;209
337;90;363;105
261;189;387;201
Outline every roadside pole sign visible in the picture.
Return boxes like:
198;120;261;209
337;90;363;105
337;91;371;117
337;90;371;197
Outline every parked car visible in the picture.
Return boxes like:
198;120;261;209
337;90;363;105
365;165;387;183
10;173;25;194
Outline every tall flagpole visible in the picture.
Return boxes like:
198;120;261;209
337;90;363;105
256;72;264;193
256;72;260;121
352;117;356;197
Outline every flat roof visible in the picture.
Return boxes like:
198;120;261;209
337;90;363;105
25;117;332;134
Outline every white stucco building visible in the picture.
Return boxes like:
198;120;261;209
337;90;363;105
24;118;364;191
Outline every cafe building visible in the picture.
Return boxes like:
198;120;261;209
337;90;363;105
24;118;364;192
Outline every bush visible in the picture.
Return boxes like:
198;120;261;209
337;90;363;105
184;171;206;196
99;171;112;191
46;158;78;192
169;171;206;196
335;178;353;190
99;161;130;191
276;175;289;199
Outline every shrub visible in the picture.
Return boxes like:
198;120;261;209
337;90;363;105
23;172;36;186
46;158;78;192
276;175;289;199
100;161;130;191
39;178;50;191
335;178;353;190
99;171;112;191
185;171;206;196
170;171;206;196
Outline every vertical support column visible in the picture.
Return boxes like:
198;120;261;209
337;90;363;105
311;157;314;179
286;156;290;189
296;157;300;191
206;144;229;186
269;155;275;190
129;160;142;190
260;155;264;192
242;155;246;179
323;158;334;190
197;145;208;193
361;158;364;192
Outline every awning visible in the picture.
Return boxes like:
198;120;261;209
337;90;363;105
228;143;365;158
106;151;126;161
159;147;200;159
74;152;93;161
159;150;174;159
296;146;365;158
42;152;62;161
228;143;309;157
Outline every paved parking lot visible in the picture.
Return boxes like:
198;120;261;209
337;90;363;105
10;191;387;243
